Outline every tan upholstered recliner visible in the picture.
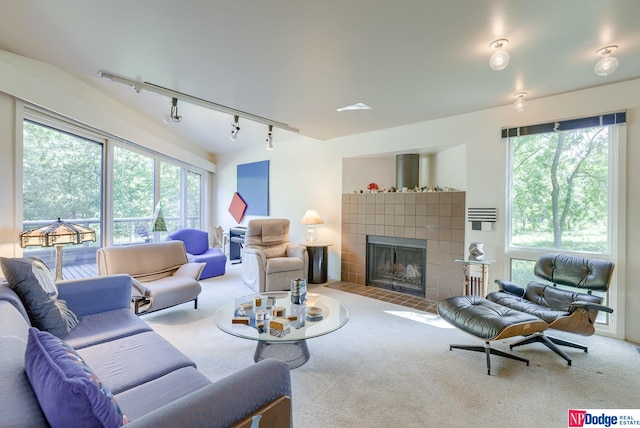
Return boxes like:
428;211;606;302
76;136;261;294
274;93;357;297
241;218;308;293
97;241;204;314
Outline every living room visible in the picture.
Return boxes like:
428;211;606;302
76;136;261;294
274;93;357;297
1;1;640;426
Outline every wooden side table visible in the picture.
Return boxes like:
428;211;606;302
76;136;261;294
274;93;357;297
454;259;496;297
301;242;332;284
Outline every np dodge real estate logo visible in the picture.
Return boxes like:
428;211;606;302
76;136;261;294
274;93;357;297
569;409;640;427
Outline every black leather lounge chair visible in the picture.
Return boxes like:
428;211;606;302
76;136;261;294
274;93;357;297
486;253;614;365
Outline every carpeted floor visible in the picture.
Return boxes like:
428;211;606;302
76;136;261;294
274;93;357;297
143;264;639;428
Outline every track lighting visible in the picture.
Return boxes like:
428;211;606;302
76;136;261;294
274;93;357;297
513;92;527;112
594;45;619;76
489;39;510;71
98;71;299;133
230;115;240;140
162;97;182;124
266;125;274;150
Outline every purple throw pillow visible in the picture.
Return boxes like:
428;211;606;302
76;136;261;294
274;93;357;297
24;328;128;428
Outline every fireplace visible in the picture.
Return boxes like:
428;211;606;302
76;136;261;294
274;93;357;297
366;235;426;297
341;191;465;301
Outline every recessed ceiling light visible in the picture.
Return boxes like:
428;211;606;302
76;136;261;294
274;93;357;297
336;102;373;112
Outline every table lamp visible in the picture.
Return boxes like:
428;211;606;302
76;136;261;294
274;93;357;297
19;218;96;281
300;210;323;243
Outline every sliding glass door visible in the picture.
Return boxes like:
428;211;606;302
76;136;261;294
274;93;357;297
22;120;103;270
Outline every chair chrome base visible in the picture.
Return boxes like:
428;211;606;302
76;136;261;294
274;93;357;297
450;341;530;375
509;332;587;366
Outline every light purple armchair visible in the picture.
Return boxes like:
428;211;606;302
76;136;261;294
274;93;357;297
168;229;227;279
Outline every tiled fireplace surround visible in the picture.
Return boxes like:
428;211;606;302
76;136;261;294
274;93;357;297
341;191;465;302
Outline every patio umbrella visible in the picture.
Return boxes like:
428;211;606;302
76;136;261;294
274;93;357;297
19;218;96;281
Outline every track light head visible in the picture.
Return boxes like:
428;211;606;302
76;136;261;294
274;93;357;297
230;115;240;140
513;92;527;112
266;125;274;150
163;97;182;124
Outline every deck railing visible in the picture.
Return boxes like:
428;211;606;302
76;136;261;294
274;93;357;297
22;216;200;278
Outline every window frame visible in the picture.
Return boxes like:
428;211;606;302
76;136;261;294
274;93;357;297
503;115;626;338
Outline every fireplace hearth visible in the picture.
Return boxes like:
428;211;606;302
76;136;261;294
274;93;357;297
367;235;426;297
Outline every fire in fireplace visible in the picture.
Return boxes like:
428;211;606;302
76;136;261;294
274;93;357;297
366;235;426;297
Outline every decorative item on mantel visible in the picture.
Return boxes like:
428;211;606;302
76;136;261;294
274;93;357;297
468;242;485;261
354;185;461;193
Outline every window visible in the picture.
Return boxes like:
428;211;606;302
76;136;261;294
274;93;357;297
186;170;202;229
504;113;626;329
22;108;207;278
113;145;154;244
509;126;610;252
112;145;204;244
160;161;181;232
22;119;103;270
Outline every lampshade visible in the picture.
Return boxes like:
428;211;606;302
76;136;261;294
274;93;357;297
301;210;323;243
19;218;96;248
300;210;323;225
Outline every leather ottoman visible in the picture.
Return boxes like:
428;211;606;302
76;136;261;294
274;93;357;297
438;295;548;375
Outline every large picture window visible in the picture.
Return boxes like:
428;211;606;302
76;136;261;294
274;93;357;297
509;126;610;253
504;112;626;329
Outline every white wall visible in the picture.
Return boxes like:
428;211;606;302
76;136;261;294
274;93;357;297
342;157;395;193
1;48;638;343
431;144;467;190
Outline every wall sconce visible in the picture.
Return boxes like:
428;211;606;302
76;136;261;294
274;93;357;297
230;115;240;140
266;125;274;150
300;210;323;243
162;97;182;124
513;92;527;112
594;45;619;76
489;39;510;71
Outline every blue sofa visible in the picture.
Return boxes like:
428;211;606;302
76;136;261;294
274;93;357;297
0;274;291;427
168;228;227;279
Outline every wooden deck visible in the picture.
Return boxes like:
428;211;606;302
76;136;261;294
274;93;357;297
62;263;98;279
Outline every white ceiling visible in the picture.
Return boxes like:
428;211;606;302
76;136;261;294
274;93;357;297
1;0;639;154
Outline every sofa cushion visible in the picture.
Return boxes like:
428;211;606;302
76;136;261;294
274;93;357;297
0;281;30;323
63;308;153;350
77;331;197;394
1;257;78;337
138;276;201;314
487;290;568;324
261;243;288;259
0;336;48;427
114;367;211;420
97;241;188;279
266;256;304;274
24;328;128;428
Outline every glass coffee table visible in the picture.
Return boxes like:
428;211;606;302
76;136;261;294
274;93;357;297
214;291;350;369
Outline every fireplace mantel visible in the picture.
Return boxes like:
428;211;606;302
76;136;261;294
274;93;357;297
341;191;465;301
